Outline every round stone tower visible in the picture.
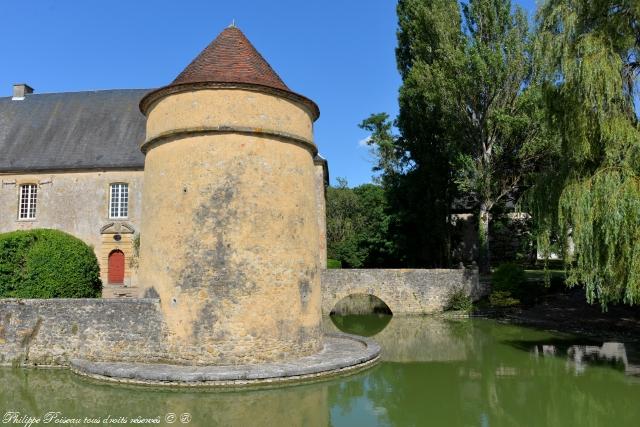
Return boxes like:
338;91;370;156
137;26;322;365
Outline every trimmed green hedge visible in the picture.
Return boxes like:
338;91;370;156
0;229;102;298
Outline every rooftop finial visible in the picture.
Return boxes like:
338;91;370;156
229;19;236;28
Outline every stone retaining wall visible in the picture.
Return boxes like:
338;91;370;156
0;268;485;366
0;298;168;366
321;269;484;315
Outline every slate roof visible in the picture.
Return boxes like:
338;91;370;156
0;89;149;172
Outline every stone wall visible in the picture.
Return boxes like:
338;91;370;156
321;269;484;315
313;158;328;269
0;298;168;366
1;268;484;366
136;88;323;365
0;170;144;291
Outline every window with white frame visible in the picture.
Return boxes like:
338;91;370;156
19;184;38;220
109;183;129;219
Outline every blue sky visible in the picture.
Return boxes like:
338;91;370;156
0;0;537;186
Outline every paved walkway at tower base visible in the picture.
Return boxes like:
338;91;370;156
69;333;379;387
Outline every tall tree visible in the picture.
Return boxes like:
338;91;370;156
532;0;640;307
385;0;465;267
455;0;545;273
358;113;434;267
388;0;548;272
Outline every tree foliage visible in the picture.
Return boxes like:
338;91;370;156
326;179;395;268
532;0;640;307
354;0;464;267
360;0;549;270
393;0;463;267
0;229;102;298
359;110;458;267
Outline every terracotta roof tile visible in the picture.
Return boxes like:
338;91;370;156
140;27;319;119
171;27;289;91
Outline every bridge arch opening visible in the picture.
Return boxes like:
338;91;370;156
329;293;392;337
330;293;393;316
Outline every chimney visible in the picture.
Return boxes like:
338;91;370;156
12;83;34;100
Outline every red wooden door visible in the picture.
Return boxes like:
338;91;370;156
108;250;125;284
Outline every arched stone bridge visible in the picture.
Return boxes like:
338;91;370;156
321;269;483;315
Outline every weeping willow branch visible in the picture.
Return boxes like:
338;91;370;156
557;169;640;308
532;0;640;309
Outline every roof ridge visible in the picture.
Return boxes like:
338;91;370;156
1;88;152;99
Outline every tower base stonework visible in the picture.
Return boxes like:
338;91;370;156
137;131;323;364
69;333;380;387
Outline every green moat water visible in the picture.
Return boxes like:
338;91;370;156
2;316;640;426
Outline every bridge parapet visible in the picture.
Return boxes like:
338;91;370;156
321;268;484;315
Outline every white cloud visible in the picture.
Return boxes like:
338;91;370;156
358;136;372;147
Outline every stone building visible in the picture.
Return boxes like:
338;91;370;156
0;29;329;299
0;26;476;377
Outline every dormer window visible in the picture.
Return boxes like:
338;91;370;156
109;183;128;219
18;184;38;220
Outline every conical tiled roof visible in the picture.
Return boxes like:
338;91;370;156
140;26;319;119
171;27;290;91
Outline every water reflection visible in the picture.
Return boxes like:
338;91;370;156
329;314;392;337
2;318;640;427
330;314;640;377
328;315;473;362
0;368;330;427
329;316;640;426
530;341;640;376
